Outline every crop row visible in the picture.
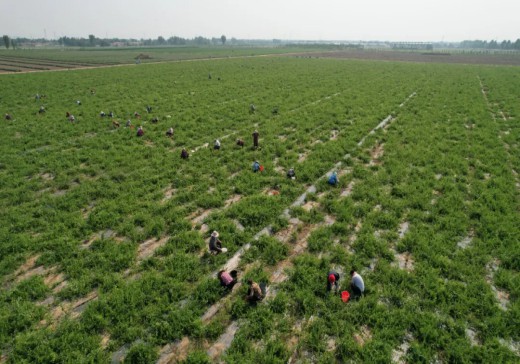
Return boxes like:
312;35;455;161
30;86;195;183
0;57;518;363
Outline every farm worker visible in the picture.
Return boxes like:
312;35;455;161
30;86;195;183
252;161;260;173
181;148;189;159
126;120;132;127
327;271;340;292
252;130;259;148
76;100;81;105
35;93;41;100
218;270;237;290
209;231;223;254
100;111;106;117
236;139;244;147
108;111;114;118
246;279;263;303
214;139;221;150
38;106;46;114
134;111;141;118
5;113;12;120
166;127;174;137
250;104;256;113
146;105;152;113
287;168;296;179
350;270;365;299
112;120;120;128
137;126;144;137
328;171;338;186
68;115;76;122
90;89;96;95
151;117;159;123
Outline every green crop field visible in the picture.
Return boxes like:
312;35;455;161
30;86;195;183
0;52;519;363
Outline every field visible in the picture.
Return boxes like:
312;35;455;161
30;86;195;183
0;46;326;73
0;49;519;363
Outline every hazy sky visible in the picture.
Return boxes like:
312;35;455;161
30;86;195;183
2;0;519;42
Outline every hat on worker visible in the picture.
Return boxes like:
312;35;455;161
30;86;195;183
328;274;336;283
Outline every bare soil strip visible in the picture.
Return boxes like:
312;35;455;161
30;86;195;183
391;332;414;363
485;259;510;310
137;236;171;262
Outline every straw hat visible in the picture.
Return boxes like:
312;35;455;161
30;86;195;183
211;231;219;237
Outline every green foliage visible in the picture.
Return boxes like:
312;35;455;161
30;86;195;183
0;50;518;363
124;341;158;364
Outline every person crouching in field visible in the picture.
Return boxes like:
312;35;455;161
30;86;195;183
246;279;264;303
287;168;296;179
327;271;340;293
181;148;189;159
236;139;244;147
252;130;259;148
209;231;224;254
214;139;221;150
137;126;144;137
252;161;261;172
166;127;174;137
5;113;12;120
328;171;338;186
218;270;237;290
350;270;364;300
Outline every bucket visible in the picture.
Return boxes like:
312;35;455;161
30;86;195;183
341;291;350;303
259;165;265;172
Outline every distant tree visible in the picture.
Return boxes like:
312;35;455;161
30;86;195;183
514;39;520;50
221;35;226;45
11;39;16;50
488;40;498;49
2;35;10;49
89;34;95;46
157;36;166;45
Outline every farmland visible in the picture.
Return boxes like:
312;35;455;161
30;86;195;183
0;46;328;73
0;50;519;363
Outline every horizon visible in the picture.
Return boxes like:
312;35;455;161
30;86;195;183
2;0;519;43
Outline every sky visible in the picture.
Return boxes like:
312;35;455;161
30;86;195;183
2;0;519;42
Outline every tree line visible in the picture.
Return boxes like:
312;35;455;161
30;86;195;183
1;35;229;48
460;39;520;50
2;34;520;50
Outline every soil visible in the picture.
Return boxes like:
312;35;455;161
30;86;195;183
465;328;481;347
191;209;213;226
392;251;415;272
485;259;510;310
369;143;385;166
353;325;373;347
137;236;170;261
207;321;240;360
299;49;520;66
340;181;355;197
157;337;191;364
101;333;111;349
13;254;41;277
302;200;319;212
398;221;410;239
224;194;241;207
391;332;413;363
161;186;176;203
